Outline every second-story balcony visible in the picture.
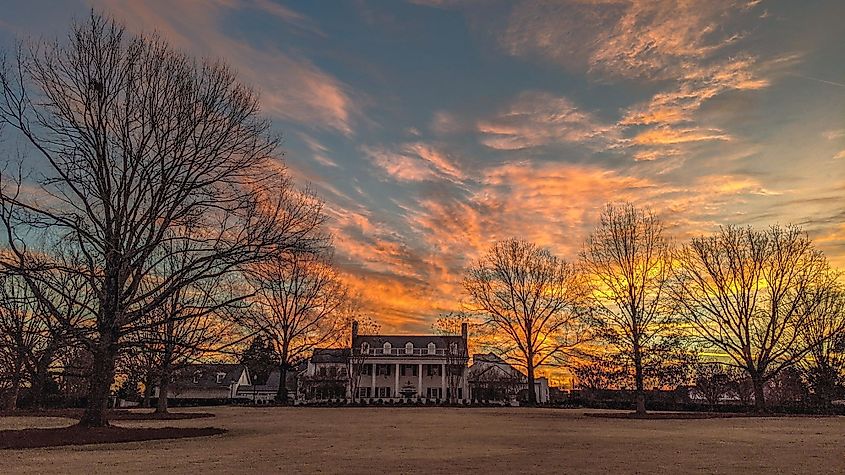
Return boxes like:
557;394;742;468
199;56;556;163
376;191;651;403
352;347;467;357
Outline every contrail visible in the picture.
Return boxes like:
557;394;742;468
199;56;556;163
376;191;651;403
792;73;845;88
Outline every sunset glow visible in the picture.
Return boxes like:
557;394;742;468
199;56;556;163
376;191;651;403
2;0;843;333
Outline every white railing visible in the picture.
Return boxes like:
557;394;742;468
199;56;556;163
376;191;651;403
354;347;454;356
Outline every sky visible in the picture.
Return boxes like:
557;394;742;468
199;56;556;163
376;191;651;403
1;0;844;333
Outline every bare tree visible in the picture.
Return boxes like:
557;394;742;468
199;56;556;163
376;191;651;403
693;363;734;409
671;225;836;411
580;202;677;414
572;356;626;398
347;317;379;403
130;229;243;414
241;251;348;403
463;239;586;406
0;272;43;410
0;14;323;426
797;284;845;408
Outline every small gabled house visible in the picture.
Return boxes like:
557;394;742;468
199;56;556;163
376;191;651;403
468;353;549;404
236;361;305;404
156;363;250;404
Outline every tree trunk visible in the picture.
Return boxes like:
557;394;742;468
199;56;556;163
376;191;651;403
30;352;54;410
142;372;154;408
633;344;646;415
3;361;22;411
155;358;172;414
526;362;537;407
276;363;288;405
752;375;766;413
78;338;117;428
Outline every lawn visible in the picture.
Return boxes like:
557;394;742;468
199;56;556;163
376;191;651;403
3;407;844;474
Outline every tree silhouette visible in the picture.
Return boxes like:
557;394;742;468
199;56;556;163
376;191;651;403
671;225;837;412
581;203;678;414
0;13;323;426
463;239;586;406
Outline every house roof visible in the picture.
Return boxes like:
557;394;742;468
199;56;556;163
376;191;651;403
171;363;246;390
473;352;506;364
237;368;297;393
353;334;465;349
311;348;350;363
468;354;550;384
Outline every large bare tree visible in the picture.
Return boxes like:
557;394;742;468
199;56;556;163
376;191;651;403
463;239;586;406
580;203;678;414
0;14;323;426
671;225;836;411
241;251;348;403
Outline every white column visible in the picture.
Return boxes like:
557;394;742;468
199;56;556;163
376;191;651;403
371;362;376;397
418;363;423;398
394;363;399;398
441;363;446;399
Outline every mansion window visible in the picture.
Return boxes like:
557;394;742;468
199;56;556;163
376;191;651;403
376;364;392;376
318;366;339;378
425;364;442;376
358;364;372;376
399;364;419;376
377;387;392;398
358;387;371;398
426;387;442;399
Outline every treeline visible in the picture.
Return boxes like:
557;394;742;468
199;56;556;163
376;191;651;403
0;13;358;425
458;204;844;413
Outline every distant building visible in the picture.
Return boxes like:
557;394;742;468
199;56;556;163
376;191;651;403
468;353;550;404
156;363;250;403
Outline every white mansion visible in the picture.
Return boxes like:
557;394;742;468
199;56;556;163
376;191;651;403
296;321;550;404
345;321;470;401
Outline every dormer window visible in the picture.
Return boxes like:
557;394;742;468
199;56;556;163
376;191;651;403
405;342;413;355
362;342;370;354
383;341;392;351
450;342;458;355
427;342;436;354
216;372;226;384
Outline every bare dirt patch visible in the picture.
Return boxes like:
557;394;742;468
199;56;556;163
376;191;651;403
0;409;214;421
0;425;225;450
586;411;838;419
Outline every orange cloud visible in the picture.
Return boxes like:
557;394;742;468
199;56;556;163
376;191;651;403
632;127;731;145
364;143;465;182
478;91;619;150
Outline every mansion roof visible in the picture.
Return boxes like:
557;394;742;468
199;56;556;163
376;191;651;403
352;334;466;357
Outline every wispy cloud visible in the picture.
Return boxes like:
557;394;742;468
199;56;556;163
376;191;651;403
499;0;759;81
95;0;360;134
364;143;465;182
478;91;618;150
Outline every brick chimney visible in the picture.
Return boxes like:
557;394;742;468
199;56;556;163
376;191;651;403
351;320;359;347
461;322;468;345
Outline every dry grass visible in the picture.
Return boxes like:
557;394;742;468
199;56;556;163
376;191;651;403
3;406;844;474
